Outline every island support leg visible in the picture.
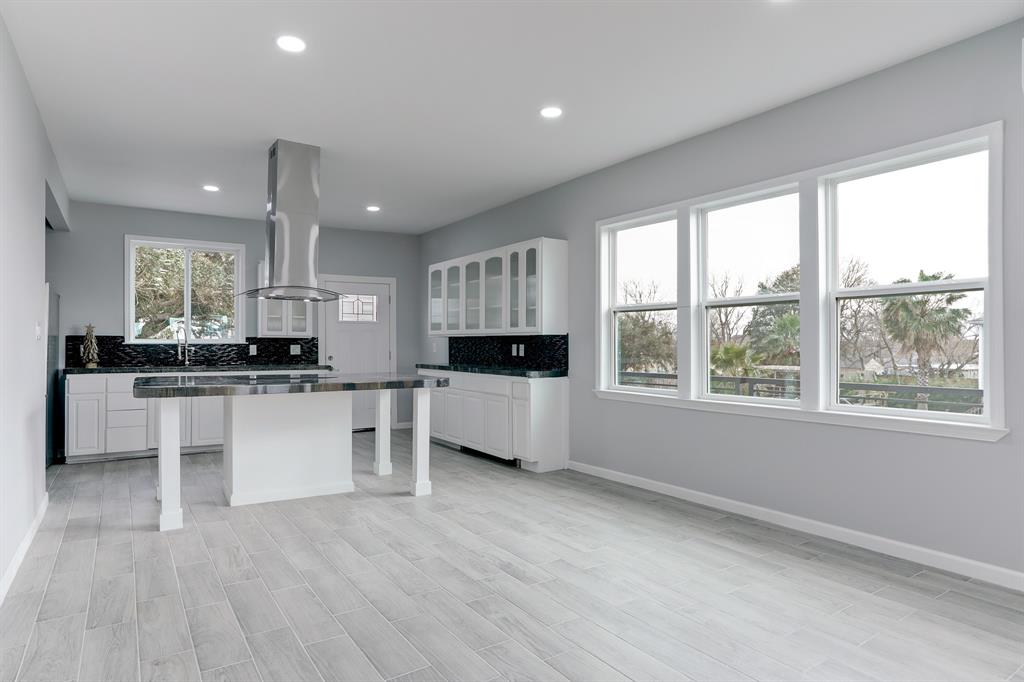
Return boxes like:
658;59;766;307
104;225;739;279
411;387;431;496
374;390;392;476
158;398;183;531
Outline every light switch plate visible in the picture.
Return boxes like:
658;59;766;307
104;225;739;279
511;344;518;356
518;344;525;356
249;344;257;356
290;344;301;355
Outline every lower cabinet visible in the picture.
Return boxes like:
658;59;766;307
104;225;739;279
190;396;225;447
67;393;106;457
421;370;567;472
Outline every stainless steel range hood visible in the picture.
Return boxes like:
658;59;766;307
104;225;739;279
240;139;340;302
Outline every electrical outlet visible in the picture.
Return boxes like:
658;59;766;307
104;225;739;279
290;344;301;355
249;344;257;356
518;344;525;356
511;344;518;356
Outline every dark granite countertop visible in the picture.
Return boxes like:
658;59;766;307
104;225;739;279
65;364;331;375
416;363;567;378
134;372;448;398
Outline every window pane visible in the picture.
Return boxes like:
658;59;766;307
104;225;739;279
615;309;677;389
615;219;676;304
133;246;185;340
838;289;982;414
190;250;237;340
836;150;988;284
340;294;377;322
706;193;799;298
707;301;800;400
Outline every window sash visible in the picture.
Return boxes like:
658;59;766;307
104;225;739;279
611;305;678;393
126;236;244;344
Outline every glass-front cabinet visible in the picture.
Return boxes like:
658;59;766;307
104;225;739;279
257;261;312;338
427;238;567;336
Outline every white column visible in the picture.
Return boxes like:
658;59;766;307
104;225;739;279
158;397;183;531
374;390;392;475
411;387;431;496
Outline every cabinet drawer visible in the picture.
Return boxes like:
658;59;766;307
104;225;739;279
107;392;147;411
511;382;530;400
67;375;106;394
107;374;145;393
106;426;147;453
107;409;147;428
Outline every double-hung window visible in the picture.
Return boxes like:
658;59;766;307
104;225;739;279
824;140;991;420
698;190;801;402
605;215;678;391
126;236;245;343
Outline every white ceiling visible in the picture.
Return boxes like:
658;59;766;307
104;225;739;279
3;1;1021;234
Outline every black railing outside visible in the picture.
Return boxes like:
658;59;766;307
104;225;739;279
617;372;983;413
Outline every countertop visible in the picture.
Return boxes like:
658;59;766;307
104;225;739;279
416;363;567;378
65;364;331;375
134;372;449;398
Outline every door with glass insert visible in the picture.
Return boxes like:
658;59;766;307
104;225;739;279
429;267;443;333
464;260;481;332
446;264;462;332
484;254;504;331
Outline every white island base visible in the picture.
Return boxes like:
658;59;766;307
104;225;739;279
141;374;444;532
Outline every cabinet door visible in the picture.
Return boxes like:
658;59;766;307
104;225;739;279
262;298;287;336
524;246;539;331
445;264;462;332
462;394;485;449
511;398;531;461
429;388;445;437
483;254;504;331
67;393;105;456
288;301;311;336
147;398;191;449
508;249;522;331
429;269;444;334
463;261;481;331
190;396;224;447
443;392;464;442
484;395;510;458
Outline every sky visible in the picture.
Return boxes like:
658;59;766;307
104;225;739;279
615;150;988;302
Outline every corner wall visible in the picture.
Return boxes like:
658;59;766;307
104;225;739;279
419;21;1024;574
0;14;67;601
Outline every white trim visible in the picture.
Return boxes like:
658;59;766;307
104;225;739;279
593;388;1007;442
124;234;245;344
567;460;1023;591
0;493;48;606
318;274;400;429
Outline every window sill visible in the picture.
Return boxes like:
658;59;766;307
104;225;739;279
593;388;1008;442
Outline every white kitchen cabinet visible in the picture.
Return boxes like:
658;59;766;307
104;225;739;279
67;393;105;456
419;369;566;470
190;396;225;447
427;237;567;336
257;261;313;337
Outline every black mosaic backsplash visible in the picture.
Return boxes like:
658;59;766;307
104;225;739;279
65;335;319;368
448;335;567;371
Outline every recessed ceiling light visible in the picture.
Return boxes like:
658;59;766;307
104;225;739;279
366;205;381;213
276;35;306;53
202;185;220;192
539;106;563;119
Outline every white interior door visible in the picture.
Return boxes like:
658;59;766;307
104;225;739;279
321;277;392;430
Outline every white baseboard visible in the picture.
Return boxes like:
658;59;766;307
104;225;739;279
394;421;413;430
567;461;1024;591
225;481;355;507
0;493;49;606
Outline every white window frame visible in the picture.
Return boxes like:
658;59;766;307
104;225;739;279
125;235;246;344
594;122;1006;442
597;210;680;396
821;134;999;426
695;185;801;406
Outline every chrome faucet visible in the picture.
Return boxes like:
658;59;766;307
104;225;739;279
175;322;192;366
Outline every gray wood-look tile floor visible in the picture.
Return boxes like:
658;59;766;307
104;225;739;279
3;431;1022;682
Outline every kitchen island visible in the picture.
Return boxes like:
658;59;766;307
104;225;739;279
134;372;449;531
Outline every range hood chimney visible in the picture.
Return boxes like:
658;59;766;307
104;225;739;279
241;139;340;302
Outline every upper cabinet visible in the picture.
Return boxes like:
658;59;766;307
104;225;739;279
427;237;567;336
257;261;312;338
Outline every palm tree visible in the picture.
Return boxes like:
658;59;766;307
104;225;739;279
710;343;762;375
881;271;971;387
758;312;800;365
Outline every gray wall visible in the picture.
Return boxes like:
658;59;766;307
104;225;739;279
1;13;69;595
46;201;421;421
419;21;1024;571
